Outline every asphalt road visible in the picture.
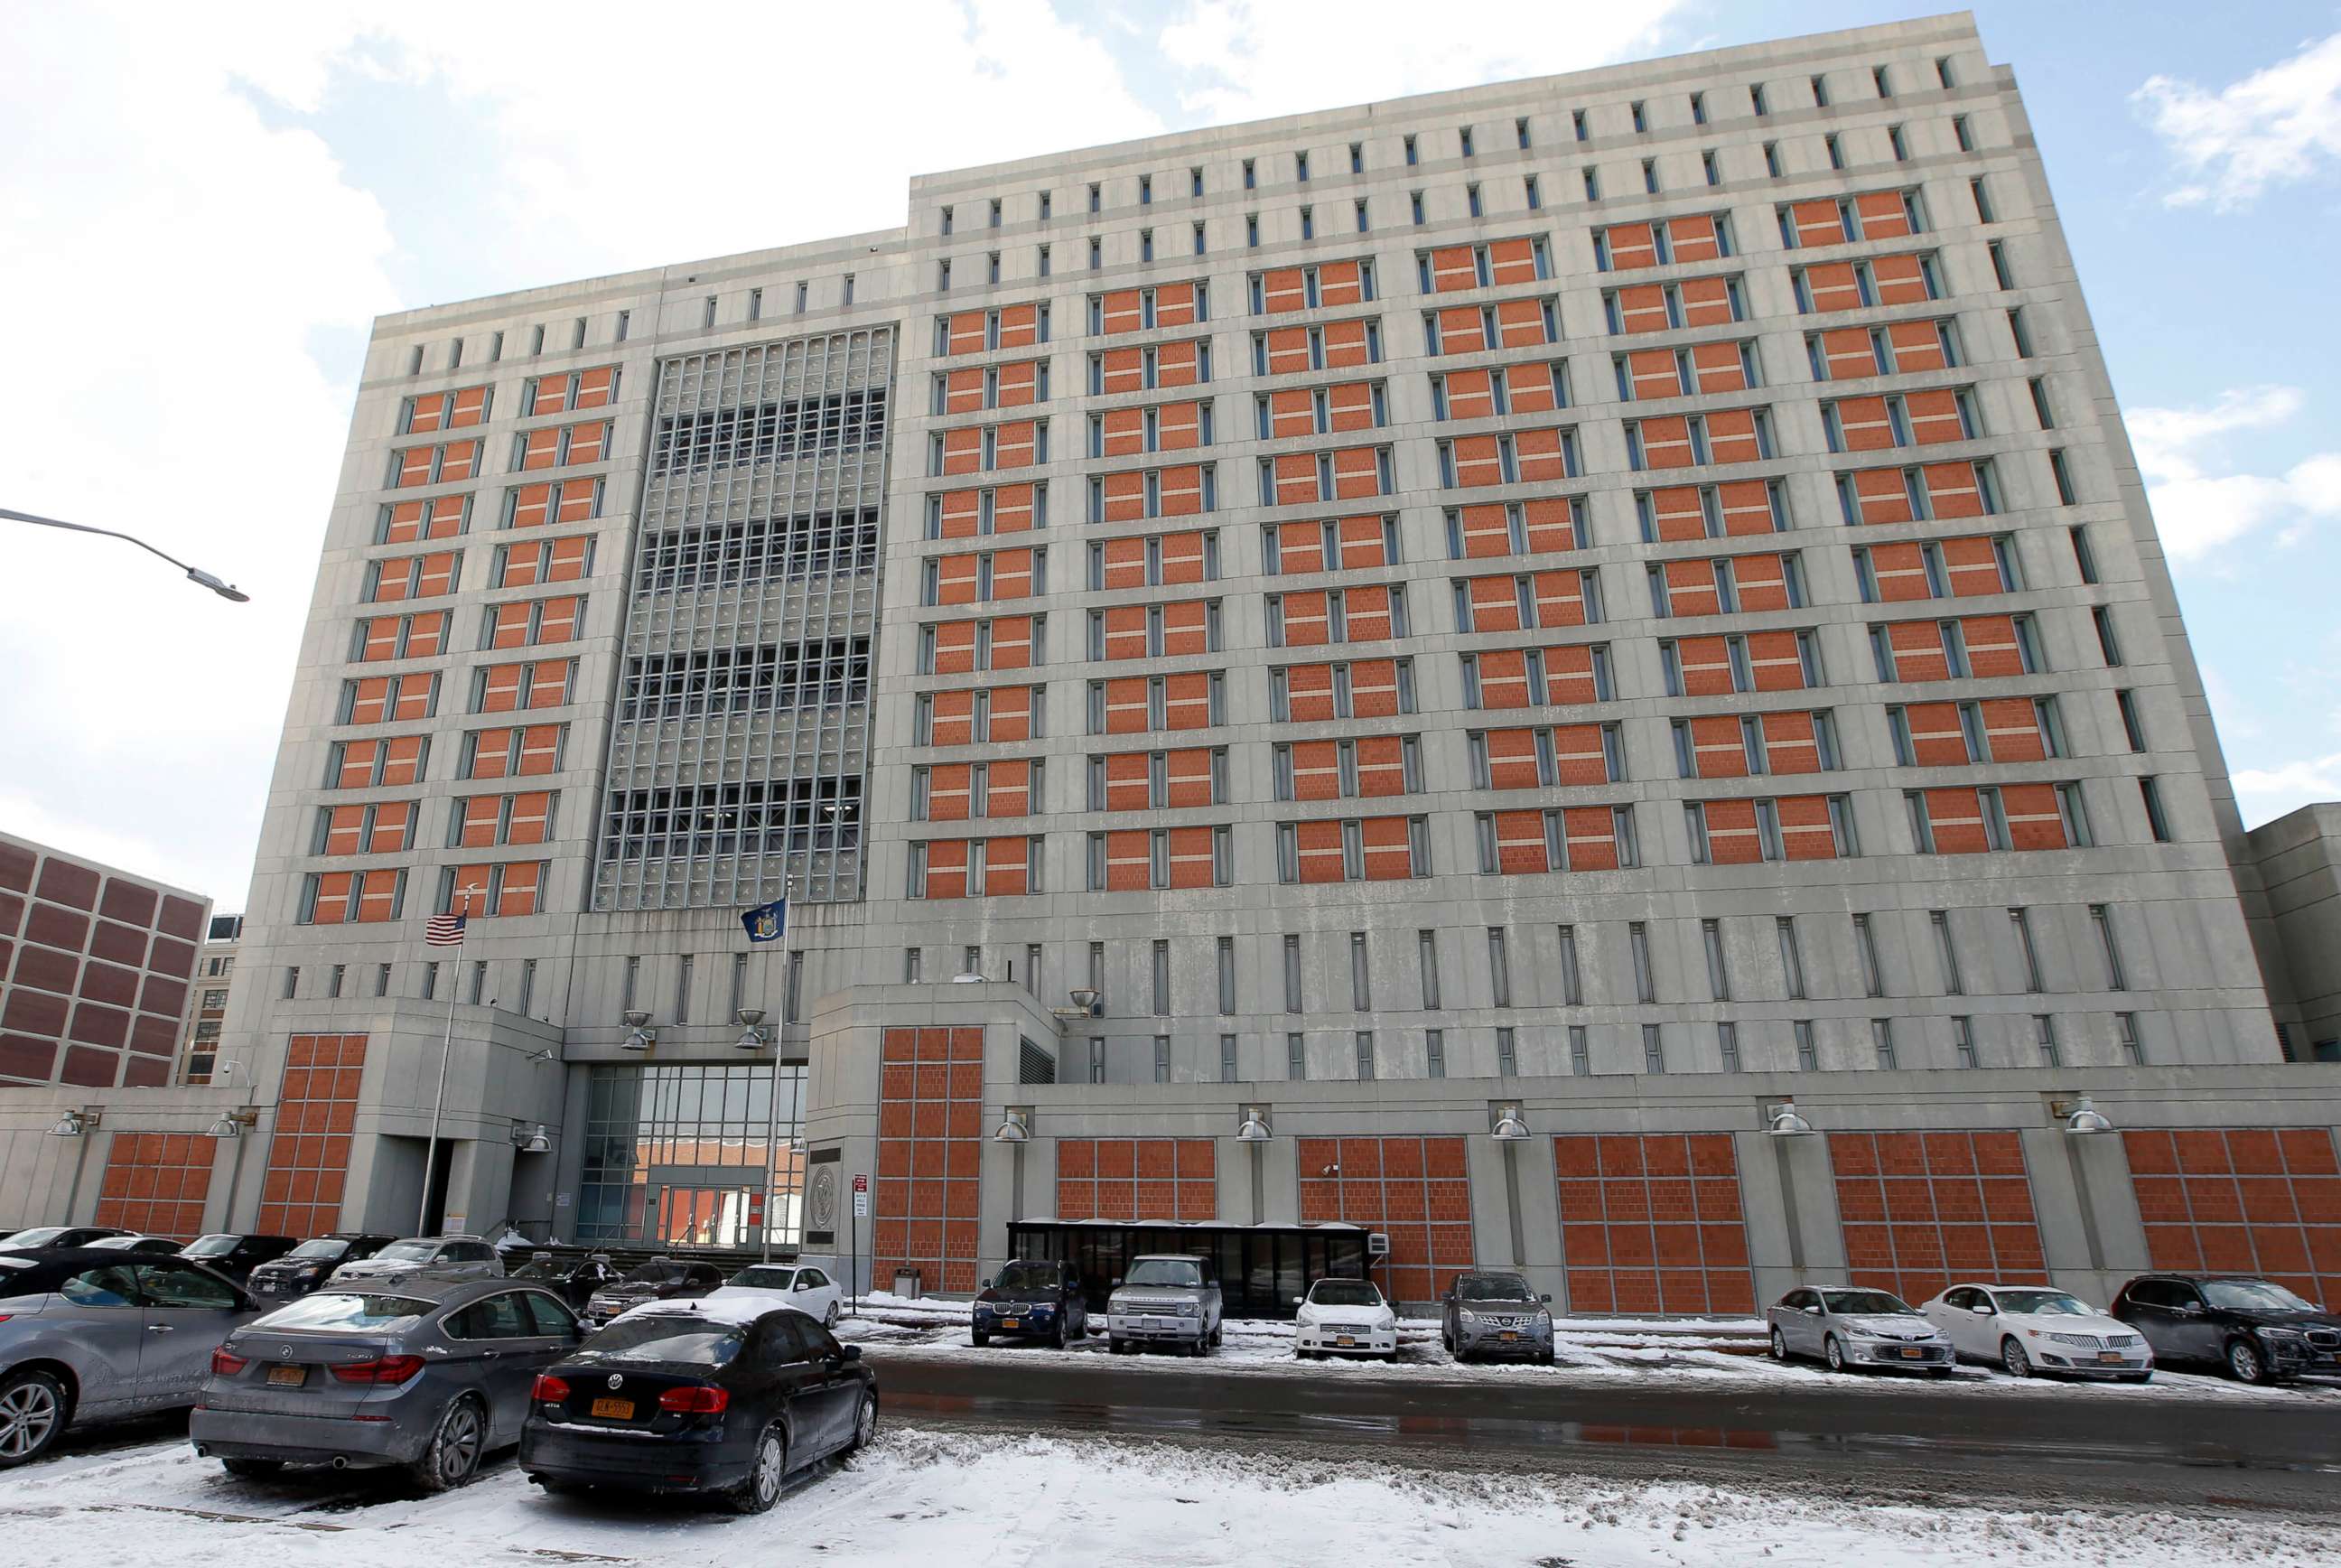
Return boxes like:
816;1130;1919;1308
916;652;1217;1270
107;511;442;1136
875;1352;2341;1515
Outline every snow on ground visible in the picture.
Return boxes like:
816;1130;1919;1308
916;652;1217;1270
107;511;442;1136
832;1296;2341;1404
0;1424;2329;1568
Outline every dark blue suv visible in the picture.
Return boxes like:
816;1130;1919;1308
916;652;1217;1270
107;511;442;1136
972;1259;1089;1349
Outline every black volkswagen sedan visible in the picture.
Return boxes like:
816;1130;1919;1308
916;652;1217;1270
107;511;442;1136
521;1299;876;1513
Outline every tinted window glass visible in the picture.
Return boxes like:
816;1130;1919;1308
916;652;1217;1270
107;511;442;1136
1310;1281;1383;1307
257;1293;434;1330
621;1262;677;1283
1821;1289;1912;1315
798;1268;829;1289
182;1235;239;1257
1992;1290;2091;1316
523;1292;580;1337
728;1266;796;1290
516;1259;574;1281
138;1264;239;1309
376;1241;437;1263
2205;1280;2315;1312
286;1238;351;1261
687;1265;722;1286
994;1262;1059;1293
1124;1259;1203;1288
760;1312;811;1366
61;1265;140;1308
1456;1274;1532;1302
588;1316;744;1365
802;1321;844;1360
448;1292;532;1339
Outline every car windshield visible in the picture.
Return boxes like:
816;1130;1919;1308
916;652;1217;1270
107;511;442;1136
2205;1281;2318;1313
727;1267;796;1289
1124;1259;1202;1289
516;1259;575;1280
1310;1281;1383;1307
374;1241;438;1263
1992;1290;2092;1316
620;1263;678;1284
2;1228;68;1248
87;1236;148;1249
1457;1274;1533;1302
286;1239;350;1261
182;1236;239;1256
588;1318;744;1365
994;1263;1060;1293
256;1293;434;1331
1822;1290;1912;1315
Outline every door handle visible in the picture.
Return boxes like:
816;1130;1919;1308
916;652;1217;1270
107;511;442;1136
146;1324;175;1333
482;1349;502;1359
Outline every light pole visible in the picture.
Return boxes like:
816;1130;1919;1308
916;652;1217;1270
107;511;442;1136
2;507;249;602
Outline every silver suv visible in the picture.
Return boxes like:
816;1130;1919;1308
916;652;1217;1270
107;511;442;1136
1106;1255;1222;1356
327;1236;503;1287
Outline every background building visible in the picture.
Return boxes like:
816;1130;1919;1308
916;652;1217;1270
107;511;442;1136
4;14;2335;1313
177;913;242;1085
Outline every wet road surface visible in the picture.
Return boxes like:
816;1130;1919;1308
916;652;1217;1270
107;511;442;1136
877;1351;2341;1514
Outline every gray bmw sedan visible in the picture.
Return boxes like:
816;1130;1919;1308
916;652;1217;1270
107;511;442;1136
191;1274;583;1490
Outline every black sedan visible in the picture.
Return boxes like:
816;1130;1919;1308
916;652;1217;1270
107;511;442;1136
512;1252;622;1311
521;1300;876;1513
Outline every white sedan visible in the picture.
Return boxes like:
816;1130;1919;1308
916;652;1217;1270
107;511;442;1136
1293;1278;1399;1361
707;1262;844;1328
1919;1283;2153;1381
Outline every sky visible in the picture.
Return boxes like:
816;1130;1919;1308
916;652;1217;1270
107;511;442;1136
2;0;2339;907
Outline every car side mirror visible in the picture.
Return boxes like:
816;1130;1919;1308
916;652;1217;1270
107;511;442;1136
1292;1295;1305;1306
2176;1302;2201;1316
1540;1293;1553;1304
1804;1304;1823;1315
981;1277;992;1290
1110;1277;1123;1290
1970;1303;1993;1316
842;1344;862;1362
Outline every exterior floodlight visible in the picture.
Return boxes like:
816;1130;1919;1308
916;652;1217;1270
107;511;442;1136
1068;988;1100;1016
2062;1096;2112;1135
208;1107;258;1139
734;1007;769;1050
47;1109;94;1137
1491;1106;1531;1141
1236;1106;1273;1143
515;1125;553;1154
1766;1102;1815;1137
993;1108;1031;1143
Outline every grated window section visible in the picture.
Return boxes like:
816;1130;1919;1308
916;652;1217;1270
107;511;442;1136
594;328;894;909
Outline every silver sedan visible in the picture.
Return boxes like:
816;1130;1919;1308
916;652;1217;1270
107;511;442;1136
191;1275;583;1490
1768;1285;1954;1374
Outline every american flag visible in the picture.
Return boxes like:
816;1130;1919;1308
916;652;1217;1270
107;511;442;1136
425;910;468;947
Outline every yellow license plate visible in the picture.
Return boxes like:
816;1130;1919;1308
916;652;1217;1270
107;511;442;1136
2097;1352;2124;1364
266;1365;307;1387
1900;1348;1924;1359
590;1397;634;1420
1499;1331;1519;1341
998;1319;1021;1330
1336;1336;1356;1347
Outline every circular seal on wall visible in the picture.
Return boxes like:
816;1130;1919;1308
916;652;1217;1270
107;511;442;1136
808;1165;838;1231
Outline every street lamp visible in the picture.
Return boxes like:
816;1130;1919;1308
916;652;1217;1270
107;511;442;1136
3;507;249;602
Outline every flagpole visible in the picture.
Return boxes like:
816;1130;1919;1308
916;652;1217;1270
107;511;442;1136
418;901;466;1235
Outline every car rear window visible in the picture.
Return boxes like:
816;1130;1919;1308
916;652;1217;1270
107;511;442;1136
256;1293;434;1331
589;1317;744;1365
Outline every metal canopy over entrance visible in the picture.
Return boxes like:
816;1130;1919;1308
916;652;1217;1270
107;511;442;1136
1007;1221;1372;1319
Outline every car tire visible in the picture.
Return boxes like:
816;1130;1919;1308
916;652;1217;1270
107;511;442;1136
844;1391;877;1455
1537;1348;1555;1367
1770;1327;1790;1362
723;1421;788;1515
2001;1338;2033;1378
1108;1337;1126;1356
825;1302;841;1329
1190;1335;1208;1358
1441;1329;1453;1353
2226;1338;2269;1385
0;1367;69;1470
221;1458;285;1479
971;1330;989;1348
1051;1317;1068;1350
407;1395;486;1494
1823;1335;1848;1374
1209;1322;1223;1349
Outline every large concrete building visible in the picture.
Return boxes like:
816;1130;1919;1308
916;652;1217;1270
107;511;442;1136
6;13;2336;1315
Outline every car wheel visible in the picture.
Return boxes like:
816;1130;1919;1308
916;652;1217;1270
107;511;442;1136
2226;1338;2268;1385
1190;1335;1208;1358
408;1395;486;1494
1051;1317;1068;1350
844;1391;877;1455
1770;1327;1790;1362
0;1368;68;1469
724;1421;788;1515
1823;1335;1848;1373
971;1330;989;1348
825;1302;840;1329
1441;1329;1453;1353
2001;1338;2033;1378
221;1458;284;1479
1108;1337;1126;1355
1209;1323;1223;1349
1537;1348;1555;1367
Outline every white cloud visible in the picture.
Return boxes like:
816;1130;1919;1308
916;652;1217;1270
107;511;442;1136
2233;752;2341;826
2125;386;2341;560
2134;31;2341;209
1157;0;1689;124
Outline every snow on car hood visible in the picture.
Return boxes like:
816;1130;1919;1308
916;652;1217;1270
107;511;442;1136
1841;1315;1935;1338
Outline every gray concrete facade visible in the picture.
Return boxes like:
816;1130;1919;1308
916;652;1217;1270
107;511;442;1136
9;14;2337;1310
